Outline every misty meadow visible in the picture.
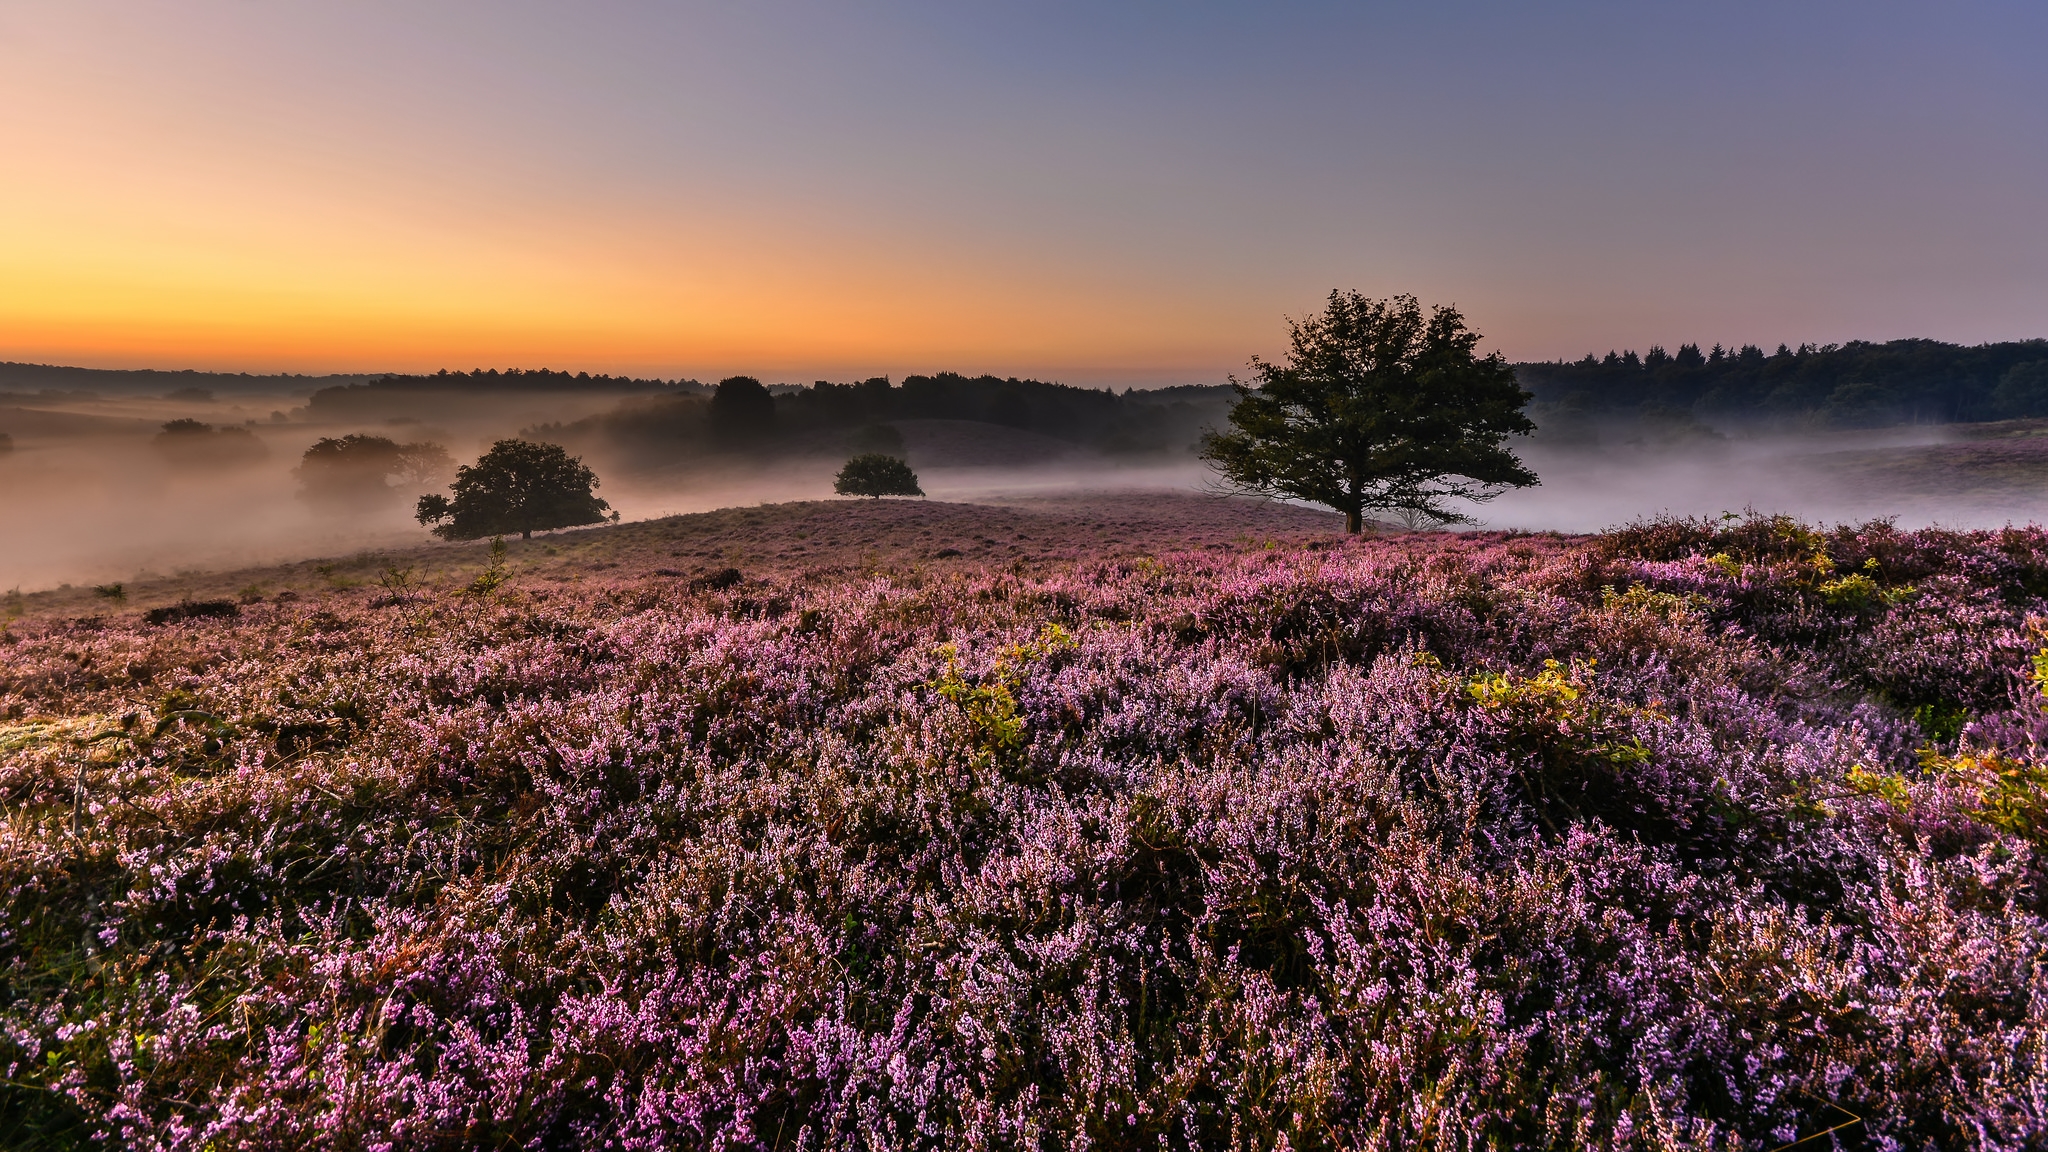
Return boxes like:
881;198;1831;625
6;507;2048;1149
7;304;2048;1150
7;3;2048;1146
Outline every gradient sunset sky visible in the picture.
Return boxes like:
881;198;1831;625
3;1;2043;384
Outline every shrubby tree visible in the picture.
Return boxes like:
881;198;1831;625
415;439;614;540
297;434;453;510
1202;290;1537;533
834;452;923;498
709;375;776;439
152;418;268;468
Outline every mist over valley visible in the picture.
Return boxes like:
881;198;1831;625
7;340;2048;594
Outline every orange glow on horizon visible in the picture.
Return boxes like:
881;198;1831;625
0;87;1257;382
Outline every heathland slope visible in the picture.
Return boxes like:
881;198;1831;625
3;504;2047;1148
5;494;1343;622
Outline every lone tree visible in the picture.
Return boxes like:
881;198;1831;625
834;453;923;498
415;439;614;540
1201;291;1537;533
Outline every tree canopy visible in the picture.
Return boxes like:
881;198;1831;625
710;375;777;438
415;439;613;540
524;372;1236;468
834;453;923;498
1201;291;1537;533
297;434;451;510
1517;338;2048;427
152;418;268;469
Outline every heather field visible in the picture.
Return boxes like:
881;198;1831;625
6;500;2048;1149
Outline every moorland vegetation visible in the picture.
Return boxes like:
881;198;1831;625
2;511;2046;1149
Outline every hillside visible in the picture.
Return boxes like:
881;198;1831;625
3;502;2046;1148
3;494;1343;622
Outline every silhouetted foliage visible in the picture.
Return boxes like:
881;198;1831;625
1519;338;2048;426
519;372;1235;466
303;368;701;423
986;386;1031;428
415;439;614;540
142;599;239;625
1994;360;2048;418
834;453;923;498
152;419;268;468
1202;291;1537;533
0;361;382;400
710;376;777;438
523;393;709;465
296;434;453;510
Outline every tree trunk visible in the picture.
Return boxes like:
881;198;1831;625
1345;508;1363;534
521;529;532;540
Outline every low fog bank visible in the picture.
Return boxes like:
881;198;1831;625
1471;424;2048;533
0;439;432;592
0;410;1216;592
5;380;2048;592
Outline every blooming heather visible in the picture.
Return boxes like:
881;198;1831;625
3;515;2046;1150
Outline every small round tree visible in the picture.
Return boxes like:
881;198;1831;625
416;439;614;540
834;453;922;498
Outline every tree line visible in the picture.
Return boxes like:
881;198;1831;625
302;368;696;421
298;290;1537;542
524;373;1232;465
1519;338;2048;427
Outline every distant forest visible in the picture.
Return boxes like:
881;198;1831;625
0;361;381;397
1519;338;2048;428
303;368;696;420
524;373;1234;464
11;337;2048;455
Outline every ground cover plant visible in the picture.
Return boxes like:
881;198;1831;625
3;507;2048;1149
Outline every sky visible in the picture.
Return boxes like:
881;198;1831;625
2;1;2044;385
